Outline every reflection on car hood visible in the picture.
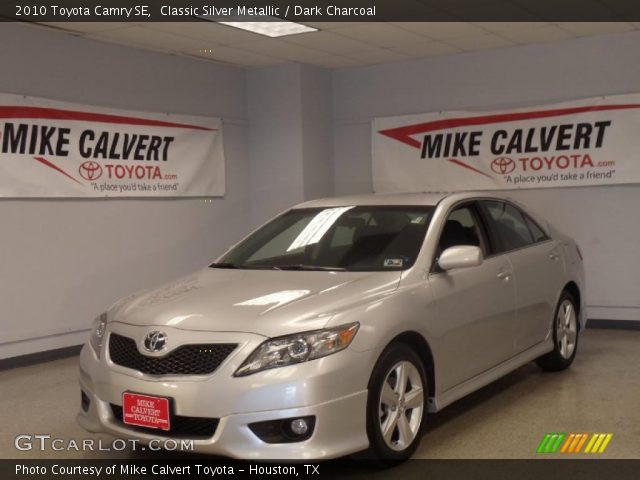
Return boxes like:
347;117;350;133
109;268;401;337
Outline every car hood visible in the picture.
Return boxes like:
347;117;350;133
109;268;401;337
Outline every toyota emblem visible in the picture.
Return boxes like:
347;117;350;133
490;156;516;175
143;331;168;353
78;161;103;181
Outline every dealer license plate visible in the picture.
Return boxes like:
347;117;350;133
122;392;171;431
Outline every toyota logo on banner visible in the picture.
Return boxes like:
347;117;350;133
143;331;168;353
78;161;103;181
491;157;516;174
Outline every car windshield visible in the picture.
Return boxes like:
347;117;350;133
215;205;434;272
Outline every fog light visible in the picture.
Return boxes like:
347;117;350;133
248;416;315;443
290;418;308;435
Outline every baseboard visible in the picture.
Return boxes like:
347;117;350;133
0;344;82;371
586;319;640;330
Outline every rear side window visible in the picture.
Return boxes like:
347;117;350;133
482;201;534;252
524;215;549;243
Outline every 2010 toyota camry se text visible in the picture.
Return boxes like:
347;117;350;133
77;192;586;460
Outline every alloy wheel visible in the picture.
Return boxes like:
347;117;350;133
556;299;577;359
378;360;424;451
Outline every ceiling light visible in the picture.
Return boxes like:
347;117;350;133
217;20;317;37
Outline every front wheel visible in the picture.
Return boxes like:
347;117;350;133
365;343;427;461
536;291;579;371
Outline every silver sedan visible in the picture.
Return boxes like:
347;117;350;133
77;191;585;460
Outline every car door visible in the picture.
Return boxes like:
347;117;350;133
428;202;517;392
480;200;565;353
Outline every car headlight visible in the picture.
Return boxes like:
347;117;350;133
234;322;359;377
89;312;108;356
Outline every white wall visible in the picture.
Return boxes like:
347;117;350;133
247;64;305;226
0;24;251;359
247;63;333;227
301;65;334;202
333;31;640;322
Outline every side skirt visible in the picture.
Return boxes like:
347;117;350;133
428;340;554;413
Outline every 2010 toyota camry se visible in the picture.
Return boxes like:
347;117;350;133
78;191;585;460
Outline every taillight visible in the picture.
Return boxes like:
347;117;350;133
576;245;583;261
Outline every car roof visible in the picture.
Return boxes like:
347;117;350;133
294;191;511;209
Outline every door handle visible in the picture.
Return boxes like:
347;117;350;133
549;253;560;261
497;270;512;280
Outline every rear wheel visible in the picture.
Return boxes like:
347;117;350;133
365;343;427;461
536;291;579;371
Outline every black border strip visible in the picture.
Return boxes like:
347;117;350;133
586;319;640;330
0;344;82;371
5;459;640;480
5;0;640;22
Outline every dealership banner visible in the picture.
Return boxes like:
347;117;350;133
0;94;224;197
372;93;640;192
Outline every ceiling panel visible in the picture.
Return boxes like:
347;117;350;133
38;22;132;34
145;21;265;44
390;41;461;57
395;22;488;40
329;23;429;47
473;22;550;33
301;22;369;31
35;21;640;69
498;24;573;44
445;33;515;51
86;26;204;53
280;30;375;54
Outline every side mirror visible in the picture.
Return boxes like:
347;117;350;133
438;245;483;271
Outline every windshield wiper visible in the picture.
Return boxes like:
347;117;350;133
275;264;347;272
211;262;347;271
209;262;243;269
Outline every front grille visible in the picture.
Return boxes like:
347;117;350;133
108;333;237;375
110;404;218;438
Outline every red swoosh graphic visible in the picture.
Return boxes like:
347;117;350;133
0;106;216;132
448;158;492;178
33;156;82;185
379;104;640;149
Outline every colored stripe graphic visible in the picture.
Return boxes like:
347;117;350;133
575;434;589;453
538;433;613;454
585;433;614;454
537;433;565;453
560;433;589;453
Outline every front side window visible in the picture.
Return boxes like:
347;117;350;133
217;206;434;272
482;201;535;252
437;205;486;256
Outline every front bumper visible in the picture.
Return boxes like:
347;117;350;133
77;323;371;459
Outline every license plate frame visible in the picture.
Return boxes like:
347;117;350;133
121;392;171;431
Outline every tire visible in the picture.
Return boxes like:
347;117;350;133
365;343;428;462
536;291;580;371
